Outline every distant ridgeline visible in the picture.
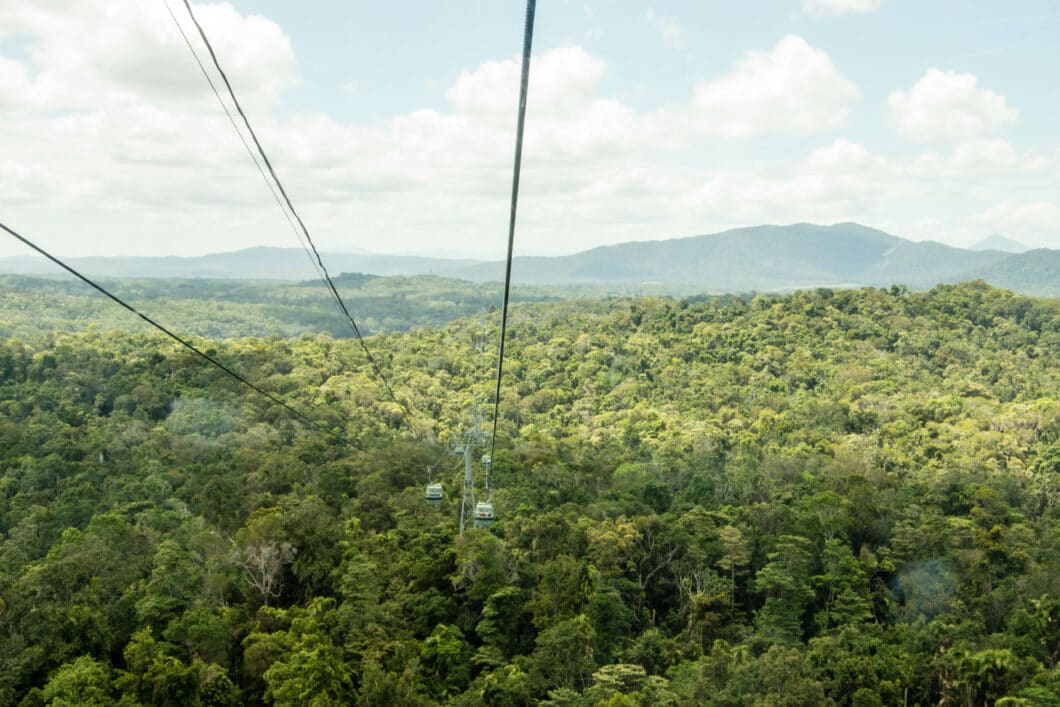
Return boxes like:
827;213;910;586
1;223;1056;296
0;282;1058;704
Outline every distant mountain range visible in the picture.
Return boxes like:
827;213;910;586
0;248;480;281
2;223;1056;296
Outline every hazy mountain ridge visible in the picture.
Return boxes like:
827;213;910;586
448;223;907;289
428;223;1051;294
964;249;1060;296
2;223;1055;295
0;247;482;280
861;239;1010;289
972;234;1029;253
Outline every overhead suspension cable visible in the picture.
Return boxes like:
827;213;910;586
160;0;322;283
0;220;354;449
427;444;452;473
176;0;411;426
486;0;536;493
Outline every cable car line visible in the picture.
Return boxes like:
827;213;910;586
427;444;452;473
161;0;324;284
176;0;410;426
173;0;535;515
485;0;537;494
0;220;355;449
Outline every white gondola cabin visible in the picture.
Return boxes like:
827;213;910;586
425;482;444;506
473;501;494;527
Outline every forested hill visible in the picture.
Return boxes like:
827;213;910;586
0;273;693;340
1;282;1058;704
966;249;1060;296
452;222;1030;291
0;274;575;339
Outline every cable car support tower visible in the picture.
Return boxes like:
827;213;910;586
454;408;491;534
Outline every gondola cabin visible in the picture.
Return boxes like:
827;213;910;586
425;482;443;506
473;501;495;527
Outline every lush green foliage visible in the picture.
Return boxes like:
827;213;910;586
0;274;572;340
971;250;1060;297
0;282;1057;705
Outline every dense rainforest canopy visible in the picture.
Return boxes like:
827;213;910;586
0;273;664;340
0;281;1057;705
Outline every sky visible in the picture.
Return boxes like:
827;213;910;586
1;0;1059;261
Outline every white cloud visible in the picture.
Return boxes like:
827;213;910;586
671;137;1057;249
0;1;306;256
0;56;33;113
806;138;885;173
646;8;683;50
803;0;882;16
685;139;902;229
1;2;1057;259
911;139;1048;178
442;46;672;161
447;45;605;117
0;0;295;115
888;69;1017;142
690;35;860;137
0;159;57;205
968;200;1060;246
